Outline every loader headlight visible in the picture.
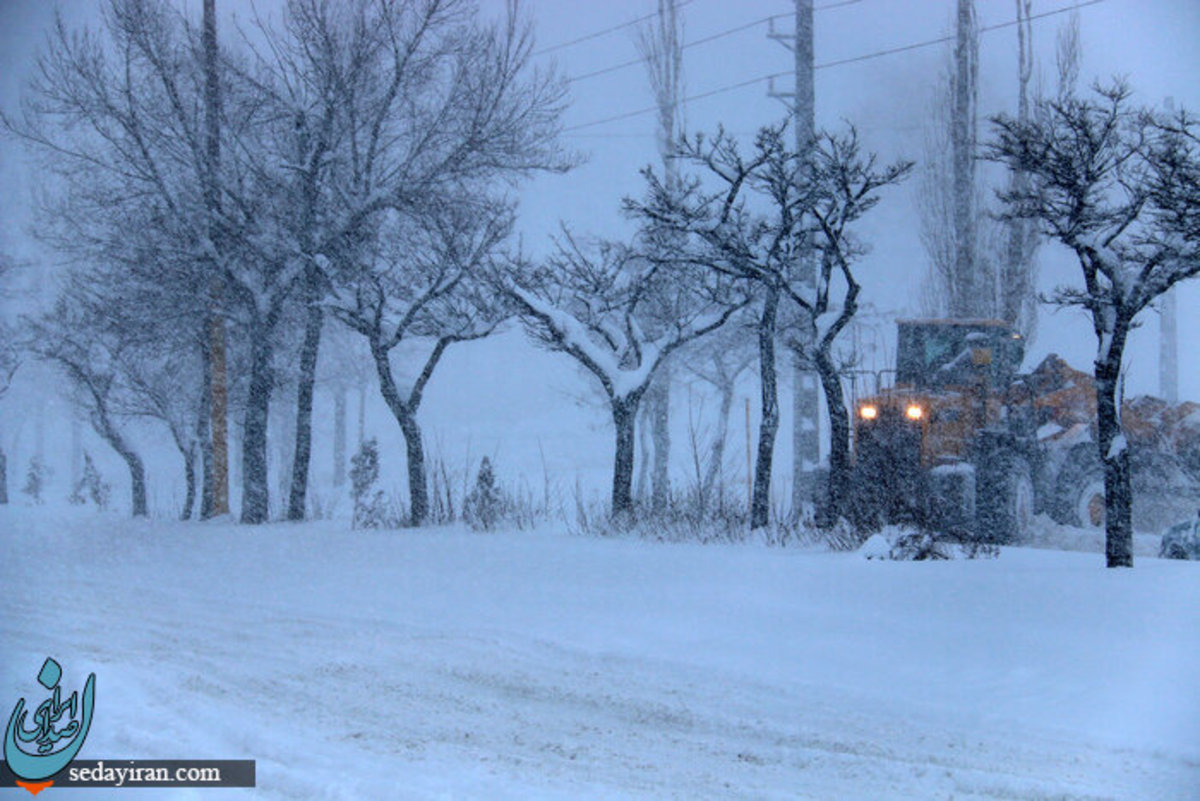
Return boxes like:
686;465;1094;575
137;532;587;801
905;404;924;421
859;404;878;421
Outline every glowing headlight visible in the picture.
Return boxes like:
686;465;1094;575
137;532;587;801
905;404;923;421
859;404;878;421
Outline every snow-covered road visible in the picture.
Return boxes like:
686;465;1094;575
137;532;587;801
2;507;1197;798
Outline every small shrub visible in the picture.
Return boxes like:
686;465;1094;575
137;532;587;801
22;456;50;504
567;482;871;549
69;451;110;509
878;527;1000;560
349;439;399;529
463;457;502;531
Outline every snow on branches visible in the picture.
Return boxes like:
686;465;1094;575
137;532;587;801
627;122;911;527
986;81;1200;567
501;228;743;517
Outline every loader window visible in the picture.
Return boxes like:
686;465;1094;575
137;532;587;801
896;321;1022;390
925;338;952;369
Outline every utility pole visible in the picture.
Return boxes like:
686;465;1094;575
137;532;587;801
951;0;978;317
637;0;684;515
1160;97;1179;405
767;0;820;515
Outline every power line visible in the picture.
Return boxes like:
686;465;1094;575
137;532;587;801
564;71;787;132
566;1;864;85
564;0;1104;133
816;0;1103;70
532;0;700;57
568;16;770;84
564;120;924;140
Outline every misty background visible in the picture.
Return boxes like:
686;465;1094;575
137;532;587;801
1;0;1197;516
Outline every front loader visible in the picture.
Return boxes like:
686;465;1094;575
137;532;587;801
851;319;1036;542
851;318;1200;542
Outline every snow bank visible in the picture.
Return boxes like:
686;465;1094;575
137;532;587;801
858;532;891;559
2;506;1197;799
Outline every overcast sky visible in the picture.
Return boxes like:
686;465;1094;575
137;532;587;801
2;0;1199;397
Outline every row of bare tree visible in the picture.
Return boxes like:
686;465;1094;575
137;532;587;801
0;0;912;531
2;1;1196;573
4;0;570;523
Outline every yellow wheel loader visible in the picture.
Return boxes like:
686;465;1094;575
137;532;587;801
851;319;1200;541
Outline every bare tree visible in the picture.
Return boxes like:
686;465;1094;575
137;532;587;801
630;123;909;529
0;254;21;505
202;0;230;519
28;285;151;517
629;125;806;529
246;0;571;524
238;0;351;522
5;0;315;523
34;198;210;520
784;130;912;525
9;0;569;525
1000;0;1040;336
918;1;999;322
331;201;511;525
986;83;1200;567
113;342;206;520
1055;12;1081;102
503;230;742;519
679;318;756;513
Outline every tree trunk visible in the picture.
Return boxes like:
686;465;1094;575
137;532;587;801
210;315;231;515
397;411;429;527
370;341;429;526
636;404;651;502
357;380;366;446
0;445;7;505
649;366;671;513
333;386;347;488
199;335;215;518
814;347;851;526
181;442;197;521
1096;337;1134;567
203;0;230;517
125;450;148;518
611;395;639;519
287;274;322;521
1002;0;1035;334
92;405;147;518
240;324;274;524
751;286;781;529
702;373;735;512
70;417;82;489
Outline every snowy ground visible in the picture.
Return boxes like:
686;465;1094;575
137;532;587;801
2;506;1198;799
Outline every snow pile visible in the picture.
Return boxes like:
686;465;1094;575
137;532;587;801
2;505;1198;799
859;526;999;561
1025;512;1161;556
858;532;891;559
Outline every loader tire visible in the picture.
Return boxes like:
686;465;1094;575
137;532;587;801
976;451;1034;544
1053;445;1106;530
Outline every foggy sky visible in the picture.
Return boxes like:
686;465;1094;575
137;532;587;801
2;0;1198;399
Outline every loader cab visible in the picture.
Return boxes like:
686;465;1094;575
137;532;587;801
895;318;1024;391
854;319;1026;472
852;319;1032;537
